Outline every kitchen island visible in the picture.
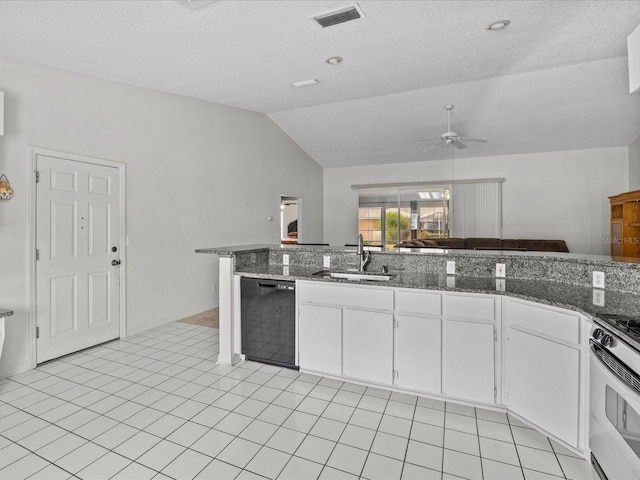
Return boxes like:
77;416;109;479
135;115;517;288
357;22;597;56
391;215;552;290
197;243;640;458
196;243;640;318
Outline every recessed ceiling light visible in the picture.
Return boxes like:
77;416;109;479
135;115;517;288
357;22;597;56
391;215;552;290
326;56;343;65
485;20;510;31
291;79;319;88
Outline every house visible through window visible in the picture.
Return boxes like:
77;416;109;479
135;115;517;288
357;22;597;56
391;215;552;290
355;179;503;250
357;186;450;250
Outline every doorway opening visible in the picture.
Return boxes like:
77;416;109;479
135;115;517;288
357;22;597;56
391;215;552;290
281;196;299;245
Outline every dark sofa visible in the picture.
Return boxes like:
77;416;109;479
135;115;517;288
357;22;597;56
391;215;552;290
395;237;570;253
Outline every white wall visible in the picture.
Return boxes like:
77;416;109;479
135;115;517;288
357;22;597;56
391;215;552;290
0;57;323;377
324;147;628;255
629;135;640;190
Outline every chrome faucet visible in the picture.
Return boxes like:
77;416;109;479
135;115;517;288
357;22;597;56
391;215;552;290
357;234;371;271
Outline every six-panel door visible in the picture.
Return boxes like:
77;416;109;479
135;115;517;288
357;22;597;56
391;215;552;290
36;154;121;363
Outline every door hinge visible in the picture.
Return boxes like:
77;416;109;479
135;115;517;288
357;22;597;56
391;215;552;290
494;386;497;398
35;170;40;183
35;249;39;261
494;330;498;341
393;318;399;329
393;369;399;380
36;327;40;339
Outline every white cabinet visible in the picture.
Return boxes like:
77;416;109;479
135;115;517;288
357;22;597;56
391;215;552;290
443;294;498;405
394;314;442;394
343;309;393;385
506;327;580;447
297;281;393;383
298;304;342;376
504;298;587;450
296;280;589;454
393;288;443;394
445;320;495;404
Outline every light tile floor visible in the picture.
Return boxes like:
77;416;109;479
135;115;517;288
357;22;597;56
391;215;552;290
0;322;595;480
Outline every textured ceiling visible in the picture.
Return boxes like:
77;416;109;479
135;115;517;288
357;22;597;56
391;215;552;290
0;0;639;167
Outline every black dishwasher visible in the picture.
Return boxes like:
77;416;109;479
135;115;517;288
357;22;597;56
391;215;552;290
240;277;297;369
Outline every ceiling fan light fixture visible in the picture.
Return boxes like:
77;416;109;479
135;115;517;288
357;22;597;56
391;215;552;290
326;56;343;65
485;20;510;31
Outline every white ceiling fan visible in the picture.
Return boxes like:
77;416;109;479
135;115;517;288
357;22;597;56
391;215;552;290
418;104;487;152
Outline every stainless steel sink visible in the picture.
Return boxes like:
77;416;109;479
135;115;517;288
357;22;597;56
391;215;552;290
312;270;396;281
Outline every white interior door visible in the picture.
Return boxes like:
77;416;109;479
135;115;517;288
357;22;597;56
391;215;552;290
36;154;121;363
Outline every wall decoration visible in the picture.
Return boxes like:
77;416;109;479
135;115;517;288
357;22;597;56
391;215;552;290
0;174;14;200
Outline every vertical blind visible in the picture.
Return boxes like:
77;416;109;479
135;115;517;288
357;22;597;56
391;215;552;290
451;181;502;238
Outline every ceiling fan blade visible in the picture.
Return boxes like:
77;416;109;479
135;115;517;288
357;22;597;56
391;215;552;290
459;137;488;143
451;139;467;150
423;141;445;153
416;138;442;144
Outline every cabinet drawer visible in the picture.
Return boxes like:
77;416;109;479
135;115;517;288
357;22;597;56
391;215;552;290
396;290;442;317
507;299;581;344
445;294;496;321
298;282;393;311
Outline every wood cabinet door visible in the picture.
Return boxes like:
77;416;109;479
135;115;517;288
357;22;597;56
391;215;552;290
444;320;495;404
343;308;393;385
298;304;342;376
394;314;442;394
506;327;580;448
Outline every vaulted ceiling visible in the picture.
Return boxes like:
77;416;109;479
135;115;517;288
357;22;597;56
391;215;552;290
0;0;639;167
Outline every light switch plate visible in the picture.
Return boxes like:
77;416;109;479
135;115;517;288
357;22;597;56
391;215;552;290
282;254;289;266
593;271;605;289
447;276;456;288
446;261;456;275
496;263;506;278
496;279;506;292
323;255;331;268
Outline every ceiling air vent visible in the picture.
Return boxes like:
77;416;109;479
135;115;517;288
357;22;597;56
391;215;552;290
313;5;364;28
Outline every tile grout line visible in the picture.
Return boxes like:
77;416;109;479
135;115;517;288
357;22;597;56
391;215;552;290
0;322;587;480
0;325;221;478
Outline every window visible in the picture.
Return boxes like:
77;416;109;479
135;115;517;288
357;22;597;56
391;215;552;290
358;207;382;244
357;186;450;250
354;179;503;250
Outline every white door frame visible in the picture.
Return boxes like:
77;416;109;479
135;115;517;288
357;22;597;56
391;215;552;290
28;146;127;368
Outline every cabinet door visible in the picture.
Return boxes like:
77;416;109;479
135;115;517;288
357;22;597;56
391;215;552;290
394;314;441;394
298;304;342;376
506;328;580;448
444;320;495;404
343;309;393;385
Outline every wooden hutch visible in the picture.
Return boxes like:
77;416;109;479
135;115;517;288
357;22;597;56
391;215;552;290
609;189;640;257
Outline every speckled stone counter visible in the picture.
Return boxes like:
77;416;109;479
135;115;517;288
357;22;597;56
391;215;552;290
231;264;640;320
197;244;640;319
0;308;13;318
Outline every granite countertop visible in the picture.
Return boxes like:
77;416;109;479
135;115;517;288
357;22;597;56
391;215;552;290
197;243;640;319
234;264;640;320
195;243;640;266
0;308;14;318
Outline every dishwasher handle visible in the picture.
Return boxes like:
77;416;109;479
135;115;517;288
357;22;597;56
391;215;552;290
256;281;295;291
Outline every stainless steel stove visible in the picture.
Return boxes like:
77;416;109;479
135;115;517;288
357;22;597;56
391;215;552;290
594;313;640;355
590;313;640;479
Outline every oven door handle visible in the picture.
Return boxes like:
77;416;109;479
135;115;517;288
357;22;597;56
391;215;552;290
591;340;640;394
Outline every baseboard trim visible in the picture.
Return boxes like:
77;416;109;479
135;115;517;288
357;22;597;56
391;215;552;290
0;359;35;380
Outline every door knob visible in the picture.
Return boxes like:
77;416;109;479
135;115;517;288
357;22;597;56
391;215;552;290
111;259;121;266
